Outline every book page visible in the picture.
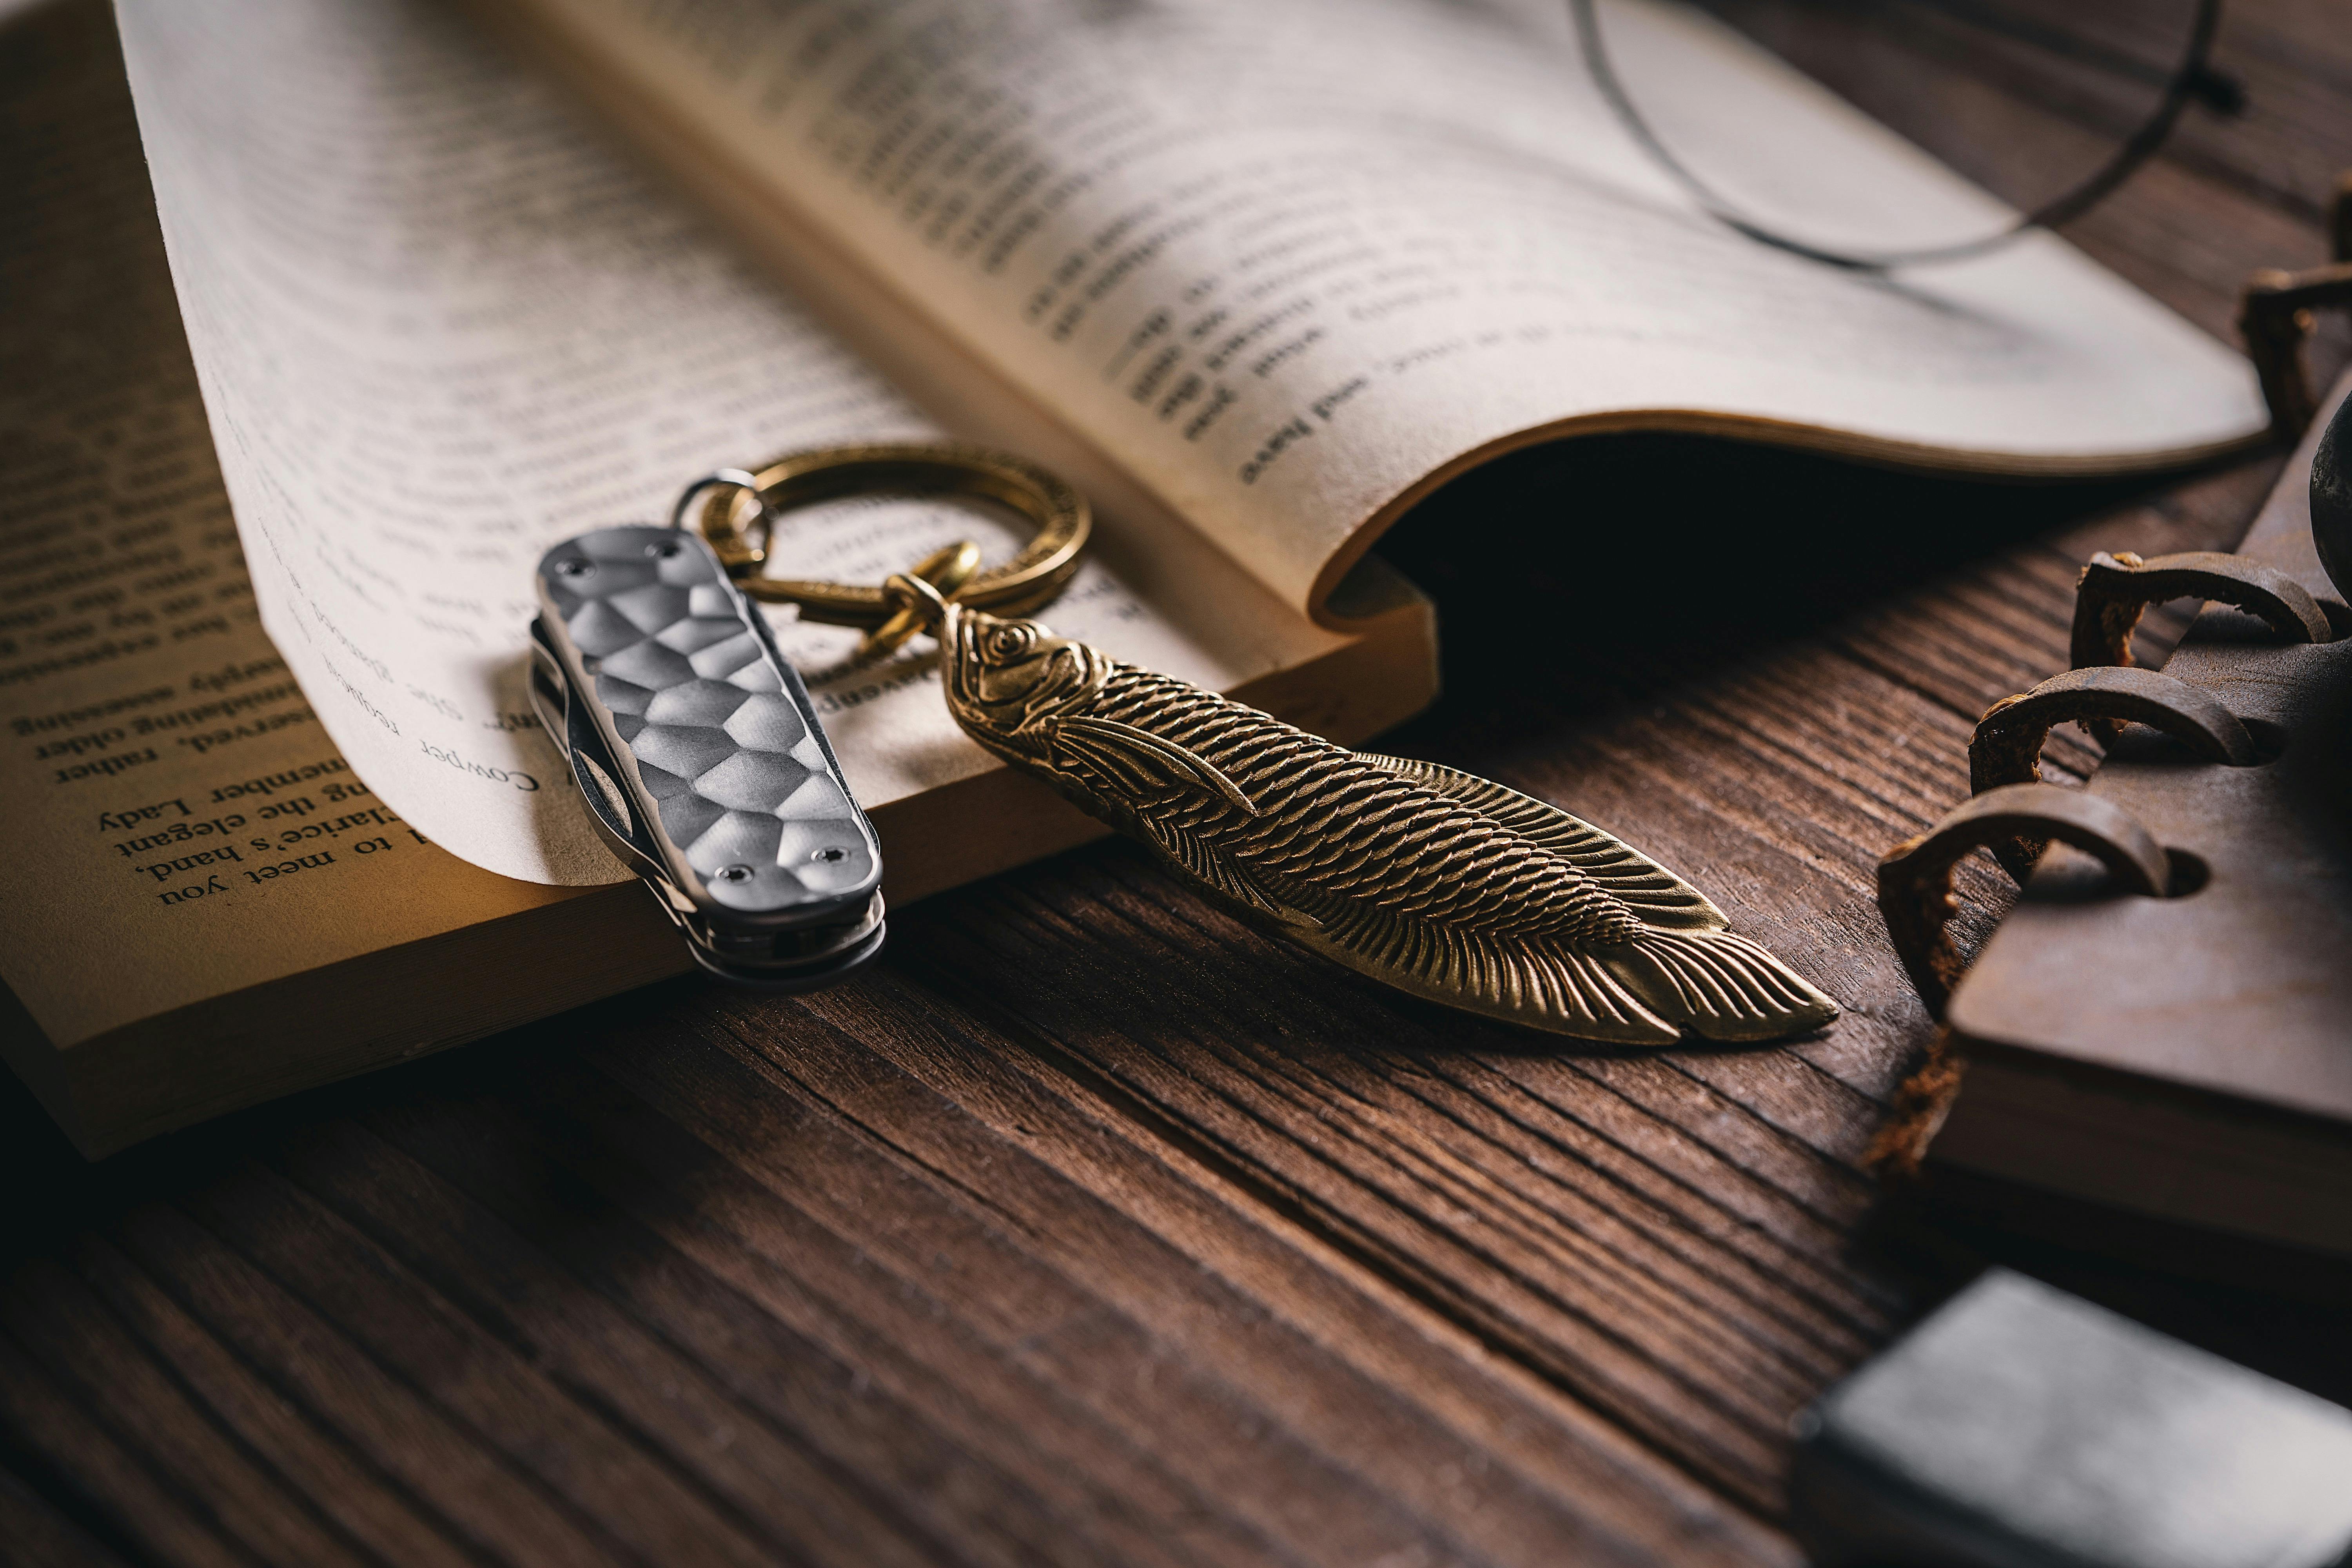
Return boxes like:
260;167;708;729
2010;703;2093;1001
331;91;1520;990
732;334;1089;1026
503;0;2271;620
109;0;1331;887
0;0;613;1051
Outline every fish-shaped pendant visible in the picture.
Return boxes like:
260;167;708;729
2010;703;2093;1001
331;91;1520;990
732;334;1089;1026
936;601;1839;1045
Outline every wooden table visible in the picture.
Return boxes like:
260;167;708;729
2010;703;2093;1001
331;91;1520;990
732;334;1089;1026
6;4;2350;1564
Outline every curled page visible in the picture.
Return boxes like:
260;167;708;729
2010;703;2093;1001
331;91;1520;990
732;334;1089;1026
111;0;1285;886
510;0;2270;620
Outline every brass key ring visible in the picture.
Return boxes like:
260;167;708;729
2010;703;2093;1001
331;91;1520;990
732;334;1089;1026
674;443;1089;656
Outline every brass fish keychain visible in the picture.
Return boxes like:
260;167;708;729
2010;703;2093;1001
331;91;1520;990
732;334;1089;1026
668;441;1838;1044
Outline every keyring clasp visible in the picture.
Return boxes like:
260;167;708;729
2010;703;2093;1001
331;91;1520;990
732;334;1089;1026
677;443;1089;645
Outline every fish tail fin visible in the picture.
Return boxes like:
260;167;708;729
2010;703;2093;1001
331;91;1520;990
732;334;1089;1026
1603;929;1839;1043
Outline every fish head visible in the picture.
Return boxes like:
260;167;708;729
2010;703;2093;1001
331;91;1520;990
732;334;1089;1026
940;603;1109;764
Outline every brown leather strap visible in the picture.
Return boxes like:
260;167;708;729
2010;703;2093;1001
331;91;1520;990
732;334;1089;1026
2071;550;2330;672
2067;550;2328;746
1969;666;2252;881
1878;784;2170;1019
2241;258;2352;440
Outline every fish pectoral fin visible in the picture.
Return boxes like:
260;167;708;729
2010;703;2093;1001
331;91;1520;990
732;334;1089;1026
1055;716;1258;815
1363;753;1723;930
1602;929;1839;1043
1139;815;1287;917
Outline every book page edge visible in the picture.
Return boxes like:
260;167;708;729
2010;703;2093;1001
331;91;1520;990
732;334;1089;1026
1305;410;2272;629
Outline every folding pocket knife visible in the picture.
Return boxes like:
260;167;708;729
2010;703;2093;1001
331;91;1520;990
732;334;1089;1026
529;525;885;987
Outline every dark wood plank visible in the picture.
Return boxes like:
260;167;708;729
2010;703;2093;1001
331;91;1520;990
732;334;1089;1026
7;0;2352;1563
268;1125;962;1568
889;877;1887;1510
2;1255;382;1568
100;1198;631;1567
62;1234;481;1568
0;1323;249;1568
0;1464;132;1568
715;996;1786;1555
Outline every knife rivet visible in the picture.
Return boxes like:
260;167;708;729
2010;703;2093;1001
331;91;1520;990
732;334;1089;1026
647;540;684;559
715;863;753;883
555;557;594;578
812;847;847;863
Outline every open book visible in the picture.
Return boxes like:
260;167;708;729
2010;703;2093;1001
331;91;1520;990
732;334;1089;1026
0;0;2266;1153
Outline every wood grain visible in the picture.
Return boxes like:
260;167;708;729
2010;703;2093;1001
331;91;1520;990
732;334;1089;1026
6;1;2352;1563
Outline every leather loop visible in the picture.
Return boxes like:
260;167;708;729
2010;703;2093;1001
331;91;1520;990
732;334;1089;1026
2240;259;2352;439
1878;783;2169;1019
1969;666;2251;881
2068;549;2327;747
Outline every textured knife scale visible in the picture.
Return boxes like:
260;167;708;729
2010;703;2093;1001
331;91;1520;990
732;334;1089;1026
531;526;884;985
936;603;1838;1044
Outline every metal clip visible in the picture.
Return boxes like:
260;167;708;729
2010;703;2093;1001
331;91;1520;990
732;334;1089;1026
530;526;885;988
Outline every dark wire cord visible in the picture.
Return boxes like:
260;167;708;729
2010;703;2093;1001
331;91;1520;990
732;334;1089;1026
1569;0;2234;272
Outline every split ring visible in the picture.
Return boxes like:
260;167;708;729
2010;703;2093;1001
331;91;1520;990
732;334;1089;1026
684;442;1089;627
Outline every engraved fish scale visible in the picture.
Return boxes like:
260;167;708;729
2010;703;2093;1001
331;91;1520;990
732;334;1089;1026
941;604;1837;1045
1082;664;1647;941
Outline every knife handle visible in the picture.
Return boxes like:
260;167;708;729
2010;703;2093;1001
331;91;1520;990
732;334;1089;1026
530;525;884;987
